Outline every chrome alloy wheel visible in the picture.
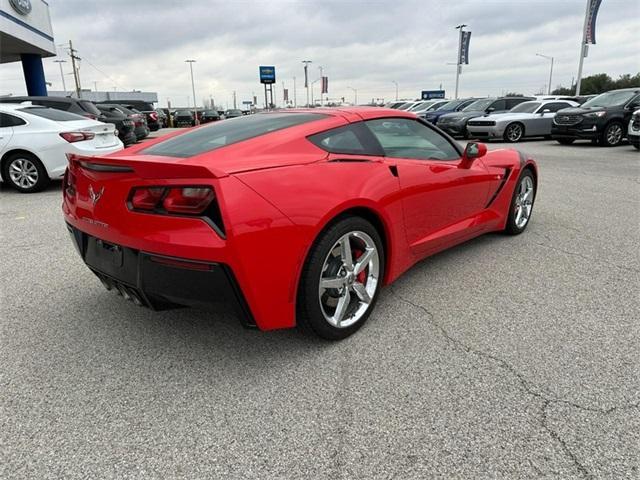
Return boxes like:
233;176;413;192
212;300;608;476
606;124;623;146
8;158;39;189
506;123;523;142
318;231;380;328
514;175;534;228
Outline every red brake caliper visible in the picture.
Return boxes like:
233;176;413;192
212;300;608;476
353;248;367;283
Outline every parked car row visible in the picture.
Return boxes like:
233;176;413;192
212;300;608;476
0;102;123;193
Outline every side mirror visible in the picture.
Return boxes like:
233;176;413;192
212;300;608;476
486;107;495;114
540;109;551;115
462;142;487;163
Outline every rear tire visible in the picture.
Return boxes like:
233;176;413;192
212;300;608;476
2;152;49;193
297;216;385;340
504;169;536;235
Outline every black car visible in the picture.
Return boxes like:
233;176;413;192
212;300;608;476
155;109;168;128
436;97;535;138
200;109;221;124
100;104;149;140
551;88;640;147
95;105;137;145
225;109;243;119
0;95;102;120
422;98;479;124
98;100;159;131
173;109;195;127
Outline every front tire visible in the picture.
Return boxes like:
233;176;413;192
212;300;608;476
2;152;49;193
504;123;524;143
504;170;536;235
600;122;624;147
297;216;385;340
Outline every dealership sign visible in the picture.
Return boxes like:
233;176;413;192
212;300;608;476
9;0;32;15
421;90;446;100
259;66;276;84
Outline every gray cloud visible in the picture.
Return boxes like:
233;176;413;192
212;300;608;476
1;0;638;107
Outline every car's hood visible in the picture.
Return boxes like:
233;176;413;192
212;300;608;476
479;112;535;122
556;106;607;115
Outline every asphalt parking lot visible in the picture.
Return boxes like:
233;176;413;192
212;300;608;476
1;136;638;479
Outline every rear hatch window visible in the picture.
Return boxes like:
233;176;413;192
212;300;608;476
143;112;327;158
78;100;101;116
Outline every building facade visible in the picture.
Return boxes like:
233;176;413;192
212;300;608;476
1;0;55;96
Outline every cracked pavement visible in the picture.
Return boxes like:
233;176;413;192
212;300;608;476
1;138;639;479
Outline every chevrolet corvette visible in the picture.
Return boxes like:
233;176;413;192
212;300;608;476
63;108;537;340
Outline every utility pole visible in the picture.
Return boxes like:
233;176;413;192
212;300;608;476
93;81;98;92
392;80;398;101
318;66;323;106
53;59;66;94
302;60;312;107
454;24;467;99
536;53;554;95
185;59;198;124
233;90;237;109
68;40;82;98
575;0;591;95
293;76;297;107
347;86;357;105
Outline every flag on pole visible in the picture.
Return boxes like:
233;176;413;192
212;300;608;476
304;65;309;88
585;0;603;44
284;89;289;102
459;31;471;65
321;76;328;94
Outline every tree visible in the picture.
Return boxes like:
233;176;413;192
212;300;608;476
504;92;524;97
552;73;640;95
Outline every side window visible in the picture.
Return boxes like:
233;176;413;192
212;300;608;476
491;99;507;111
0;113;27;127
543;102;570;113
308;123;381;155
365;118;460;161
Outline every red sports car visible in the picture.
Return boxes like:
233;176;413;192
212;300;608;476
63;108;537;340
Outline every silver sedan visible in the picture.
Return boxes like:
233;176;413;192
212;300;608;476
467;100;579;142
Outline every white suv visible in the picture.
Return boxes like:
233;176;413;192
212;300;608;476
628;109;640;150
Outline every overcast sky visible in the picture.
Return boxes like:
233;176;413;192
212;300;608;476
1;0;639;107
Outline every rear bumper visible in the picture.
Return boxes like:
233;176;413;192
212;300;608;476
67;224;256;328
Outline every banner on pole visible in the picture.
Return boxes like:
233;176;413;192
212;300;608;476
459;31;471;65
283;88;289;102
321;76;328;94
304;65;309;88
585;0;603;44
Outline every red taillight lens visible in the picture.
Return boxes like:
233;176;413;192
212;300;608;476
129;187;215;215
84;113;97;120
149;112;158;121
60;131;95;143
130;187;166;210
162;187;215;214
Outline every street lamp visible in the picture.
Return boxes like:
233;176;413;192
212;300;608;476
392;80;398;101
347;86;358;106
53;59;67;93
535;53;554;95
185;59;199;124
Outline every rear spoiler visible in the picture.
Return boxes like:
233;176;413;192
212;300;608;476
67;154;227;179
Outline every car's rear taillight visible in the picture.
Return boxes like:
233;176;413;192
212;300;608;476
129;186;215;215
60;131;95;143
130;187;165;210
83;113;98;120
149;112;158;121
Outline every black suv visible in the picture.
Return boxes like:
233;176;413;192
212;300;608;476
551;88;640;147
98;100;159;131
436;97;535;138
95;105;137;145
0;95;102;119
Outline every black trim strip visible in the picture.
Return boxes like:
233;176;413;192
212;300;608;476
79;161;134;172
485;168;511;208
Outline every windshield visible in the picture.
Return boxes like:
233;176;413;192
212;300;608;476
509;101;542;113
408;102;429;111
226;109;242;115
438;99;465;110
463;99;494;111
176;110;192;115
428;101;449;111
582;90;638;108
18;107;87;121
143;113;327;158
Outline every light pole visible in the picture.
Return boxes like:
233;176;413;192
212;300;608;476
347;86;357;105
53;59;67;93
293;76;297;107
185;59;199;125
536;53;554;95
302;60;312;107
392;80;398;101
318;66;323;107
454;24;467;99
311;78;319;106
